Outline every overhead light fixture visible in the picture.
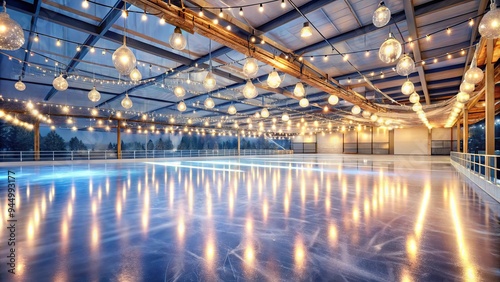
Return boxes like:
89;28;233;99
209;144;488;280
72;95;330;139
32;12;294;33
379;32;402;64
239;7;244;16
243;57;259;77
396;54;415;76
88;86;101;102
174;85;186;98
204;97;215;109
121;94;133;109
0;1;25;51
141;10;147;21
203;71;216;91
177;101;187;112
228;105;237;115
299;97;309;108
294;82;306;97
261;108;270;118
370;114;378;122
409;92;420;104
457;92;470;103
169;27;187;51
464;63;484;84
372;1;391;27
259;3;264;13
412;102;422;112
14;77;26;91
300;22;313;38
282;113;290;122
351;105;361;115
82;0;89;9
267;69;281;88
112;40;136;75
281;0;286;8
129;68;142;82
401;79;414;95
243;80;258;99
328;95;339;105
362;110;371;118
478;1;500;39
53;74;68;91
459;81;475;93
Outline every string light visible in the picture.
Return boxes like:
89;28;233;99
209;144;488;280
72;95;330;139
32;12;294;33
34;34;39;42
281;0;286;8
141;11;147;21
82;0;89;9
259;4;264;13
160;17;166;25
219;9;223;18
56;39;61;47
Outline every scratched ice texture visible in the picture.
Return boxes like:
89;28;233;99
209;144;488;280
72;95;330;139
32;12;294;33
0;155;498;281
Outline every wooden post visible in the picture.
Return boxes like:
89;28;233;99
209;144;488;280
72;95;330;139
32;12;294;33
485;39;495;156
463;109;469;153
456;122;461;152
34;121;40;161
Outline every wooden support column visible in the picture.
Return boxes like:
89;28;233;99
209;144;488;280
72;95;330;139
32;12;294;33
237;132;241;156
463;109;469;153
485;39;495;156
34;121;40;161
117;123;122;159
456;122;461;152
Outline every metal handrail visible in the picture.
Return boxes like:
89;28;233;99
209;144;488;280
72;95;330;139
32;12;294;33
0;149;294;162
450;151;500;186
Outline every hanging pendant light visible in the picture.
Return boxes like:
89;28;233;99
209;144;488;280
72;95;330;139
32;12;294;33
479;1;500;39
261;108;270;118
294;82;306;97
204;97;215;109
282;113;290;122
242;80;258;99
112;43;136;75
121;93;133;109
351;105;361;115
459;81;475;93
203;71;216;91
412;102;422;112
370;114;378;122
396;54;415;76
177;101;187;112
174;85;186;98
457;92;470;103
129;68;142;82
372;1;391;28
362;110;372;118
0;1;25;50
409;92;420;103
14;77;26;91
243;57;259;77
53;74;68;91
328;95;339;105
267;69;281;88
299;97;309;107
300;22;313;38
228;105;237;115
169;27;187;50
464;63;484;84
88;86;101;102
379;32;402;64
401;79;414;95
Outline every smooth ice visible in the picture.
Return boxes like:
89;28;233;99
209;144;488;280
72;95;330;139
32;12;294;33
0;155;499;281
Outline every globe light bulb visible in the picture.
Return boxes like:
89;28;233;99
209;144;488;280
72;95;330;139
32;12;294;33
459;81;475;93
121;94;133;109
0;5;25;51
372;1;391;28
243;57;259;77
362;110;371;118
174;85;186;98
409;92;420;103
300;22;313;38
457;92;470;103
261;108;270;118
267;69;281;88
129;68;142;82
299;97;309;107
328;95;339;105
112;43;136;75
14;78;26;91
282;113;290;122
464;65;484;84
204;97;215;109
203;71;216;91
294;82;306;97
53;74;68;91
401;80;414;95
169;27;187;51
478;2;500;39
351;105;361;115
379;32;402;64
396;54;415;76
370;114;378;122
412;102;422;112
228;105;237;115
88;86;101;102
177;101;187;112
242;80;258;99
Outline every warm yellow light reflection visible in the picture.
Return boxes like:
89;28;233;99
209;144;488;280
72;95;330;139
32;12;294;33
294;237;306;271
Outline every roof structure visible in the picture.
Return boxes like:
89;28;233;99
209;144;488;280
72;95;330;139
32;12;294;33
0;0;499;135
